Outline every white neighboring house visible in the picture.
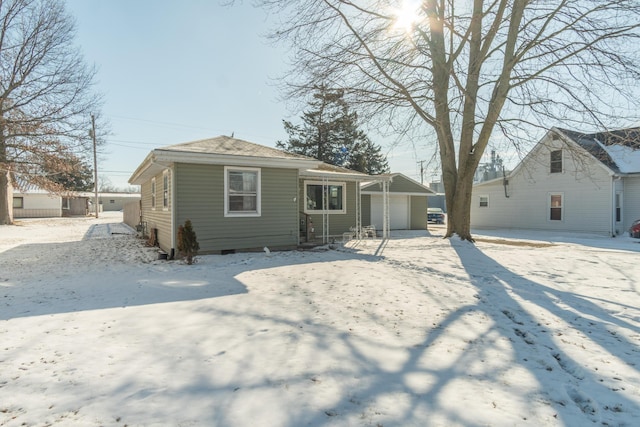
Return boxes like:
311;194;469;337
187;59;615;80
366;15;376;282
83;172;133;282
13;186;63;218
471;127;640;236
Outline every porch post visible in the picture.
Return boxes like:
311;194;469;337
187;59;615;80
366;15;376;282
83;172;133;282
383;180;390;239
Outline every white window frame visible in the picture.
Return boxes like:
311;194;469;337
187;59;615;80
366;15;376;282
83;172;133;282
479;195;489;208
548;192;564;221
224;166;261;217
163;170;169;210
304;180;347;215
550;149;563;174
151;177;156;210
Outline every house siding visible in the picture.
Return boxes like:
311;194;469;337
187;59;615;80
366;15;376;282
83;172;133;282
140;168;173;252
175;163;299;253
410;196;427;229
471;136;614;235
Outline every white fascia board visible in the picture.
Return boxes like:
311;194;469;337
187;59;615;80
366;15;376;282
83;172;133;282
300;169;390;182
154;150;320;170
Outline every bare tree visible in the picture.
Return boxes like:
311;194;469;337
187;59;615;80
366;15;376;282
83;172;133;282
0;0;102;224
259;0;640;240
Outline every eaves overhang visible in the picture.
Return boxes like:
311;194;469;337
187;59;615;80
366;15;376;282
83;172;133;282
129;149;322;185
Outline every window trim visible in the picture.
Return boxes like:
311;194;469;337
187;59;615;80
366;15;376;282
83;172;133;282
550;149;563;174
151;177;156;210
62;197;70;210
548;192;564;222
13;196;24;209
162;170;169;211
224;166;261;217
479;195;489;208
304;180;347;215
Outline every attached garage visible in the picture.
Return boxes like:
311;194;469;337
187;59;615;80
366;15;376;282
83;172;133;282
362;173;434;230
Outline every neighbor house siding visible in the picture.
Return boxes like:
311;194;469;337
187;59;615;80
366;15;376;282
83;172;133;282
175;163;299;253
471;136;614;235
141;168;173;252
410;196;427;230
299;180;358;237
13;193;62;218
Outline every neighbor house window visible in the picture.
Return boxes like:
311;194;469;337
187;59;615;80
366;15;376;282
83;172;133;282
550;150;563;173
224;166;261;217
13;196;23;209
615;192;622;222
62;198;70;210
549;193;563;221
479;195;489;208
110;200;115;204
304;181;346;214
151;177;156;209
163;170;169;210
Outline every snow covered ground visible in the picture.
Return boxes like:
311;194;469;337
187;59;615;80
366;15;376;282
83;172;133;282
1;212;639;427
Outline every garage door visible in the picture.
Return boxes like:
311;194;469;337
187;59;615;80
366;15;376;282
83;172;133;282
371;195;410;230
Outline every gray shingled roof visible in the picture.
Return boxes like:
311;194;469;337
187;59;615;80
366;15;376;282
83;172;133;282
157;135;315;161
558;127;640;173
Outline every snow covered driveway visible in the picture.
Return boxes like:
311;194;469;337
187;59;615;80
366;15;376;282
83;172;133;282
1;214;639;426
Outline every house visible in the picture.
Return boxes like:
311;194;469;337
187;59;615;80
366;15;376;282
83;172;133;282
98;192;141;212
13;186;63;218
470;127;640;236
11;183;138;218
128;136;391;256
361;173;434;230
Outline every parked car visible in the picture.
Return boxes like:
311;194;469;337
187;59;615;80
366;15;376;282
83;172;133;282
427;207;445;224
629;219;640;238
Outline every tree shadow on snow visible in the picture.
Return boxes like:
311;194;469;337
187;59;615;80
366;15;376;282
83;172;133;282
446;241;640;425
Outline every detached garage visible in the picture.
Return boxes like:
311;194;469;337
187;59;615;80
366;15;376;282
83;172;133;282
361;173;434;230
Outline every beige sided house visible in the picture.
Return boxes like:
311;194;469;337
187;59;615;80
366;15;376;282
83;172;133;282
129;136;391;256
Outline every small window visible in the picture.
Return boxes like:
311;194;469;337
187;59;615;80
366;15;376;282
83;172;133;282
549;193;563;221
109;200;115;204
163;170;169;210
550;150;562;173
151;177;156;209
304;181;346;214
13;196;24;209
479;196;489;208
62;198;70;210
224;167;261;217
615;192;621;223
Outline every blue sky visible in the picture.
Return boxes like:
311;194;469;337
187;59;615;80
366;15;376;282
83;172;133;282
66;0;431;189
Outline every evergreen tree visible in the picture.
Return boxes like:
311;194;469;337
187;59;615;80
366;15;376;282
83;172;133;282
277;85;388;174
177;220;199;265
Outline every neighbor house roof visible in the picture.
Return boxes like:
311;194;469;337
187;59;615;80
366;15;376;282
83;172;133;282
129;135;322;185
557;127;640;174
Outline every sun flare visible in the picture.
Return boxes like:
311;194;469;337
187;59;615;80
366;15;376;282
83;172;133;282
392;0;422;33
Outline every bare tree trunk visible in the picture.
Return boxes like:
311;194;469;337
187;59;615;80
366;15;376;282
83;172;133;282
0;166;13;225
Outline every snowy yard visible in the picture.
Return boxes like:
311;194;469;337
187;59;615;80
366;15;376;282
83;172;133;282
1;213;639;427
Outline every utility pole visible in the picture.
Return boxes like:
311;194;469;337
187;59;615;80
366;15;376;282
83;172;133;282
91;114;98;218
417;160;425;184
